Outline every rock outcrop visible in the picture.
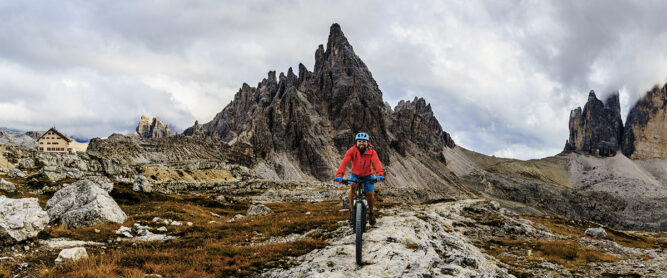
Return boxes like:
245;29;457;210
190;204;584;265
46;180;127;228
135;115;173;139
184;23;457;193
622;83;667;159
564;91;624;156
0;128;42;148
0;196;49;244
0;178;16;192
87;133;253;167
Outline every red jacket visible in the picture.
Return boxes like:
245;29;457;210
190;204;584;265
336;143;384;178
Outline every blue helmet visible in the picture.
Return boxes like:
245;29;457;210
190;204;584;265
355;132;370;141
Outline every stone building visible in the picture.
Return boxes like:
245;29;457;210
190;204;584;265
37;128;72;153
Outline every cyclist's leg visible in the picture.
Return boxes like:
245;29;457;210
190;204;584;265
364;180;375;214
349;182;357;212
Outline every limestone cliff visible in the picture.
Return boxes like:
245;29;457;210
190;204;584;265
622;83;667;159
564;91;623;156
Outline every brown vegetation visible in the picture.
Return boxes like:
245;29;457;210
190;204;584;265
30;184;353;277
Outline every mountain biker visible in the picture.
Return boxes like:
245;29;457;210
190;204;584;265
334;132;385;227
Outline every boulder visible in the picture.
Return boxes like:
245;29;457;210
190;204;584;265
0;178;16;192
585;227;607;238
132;175;153;193
8;168;27;179
54;247;88;264
0;196;49;244
46;180;126;228
247;204;273;216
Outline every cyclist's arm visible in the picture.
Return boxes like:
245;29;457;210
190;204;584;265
335;149;353;177
371;151;384;177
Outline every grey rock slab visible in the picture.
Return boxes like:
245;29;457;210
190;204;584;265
46;180;126;228
0;196;49;244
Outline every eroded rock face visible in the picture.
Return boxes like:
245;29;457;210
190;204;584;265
136;115;173;139
184;23;455;182
564;91;624;156
0;128;42;148
622;84;667;159
87;133;253;167
46;180;126;228
0;196;49;244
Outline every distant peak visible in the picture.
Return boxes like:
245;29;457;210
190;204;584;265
588;90;597;99
327;23;351;51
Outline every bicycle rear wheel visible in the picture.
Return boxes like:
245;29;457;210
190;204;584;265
355;201;363;265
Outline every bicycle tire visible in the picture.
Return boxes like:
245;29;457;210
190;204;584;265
355;201;363;265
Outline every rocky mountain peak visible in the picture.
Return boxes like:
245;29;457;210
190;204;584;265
622;83;667;159
184;24;457;186
135;115;173;139
564;90;623;156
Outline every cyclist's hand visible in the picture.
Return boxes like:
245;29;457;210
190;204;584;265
334;177;342;183
377;175;385;181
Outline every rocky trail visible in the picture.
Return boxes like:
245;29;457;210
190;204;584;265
265;199;667;278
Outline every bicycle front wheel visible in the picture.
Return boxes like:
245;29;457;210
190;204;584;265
355;201;363;265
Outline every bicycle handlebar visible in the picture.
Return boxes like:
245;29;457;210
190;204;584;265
340;178;378;185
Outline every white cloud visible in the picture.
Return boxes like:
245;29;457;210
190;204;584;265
1;0;666;160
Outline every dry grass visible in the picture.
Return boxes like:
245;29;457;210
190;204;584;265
526;216;667;250
525;216;586;238
486;237;621;269
43;238;327;278
142;167;237;184
33;184;351;277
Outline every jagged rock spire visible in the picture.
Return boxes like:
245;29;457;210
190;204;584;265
564;90;623;156
184;23;456;181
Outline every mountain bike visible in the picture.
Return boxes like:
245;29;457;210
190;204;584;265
341;178;378;265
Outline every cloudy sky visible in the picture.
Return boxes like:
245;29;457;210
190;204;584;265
1;1;666;159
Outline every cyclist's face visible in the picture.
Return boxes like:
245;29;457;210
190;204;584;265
356;140;368;148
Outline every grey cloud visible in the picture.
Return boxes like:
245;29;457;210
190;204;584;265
0;0;666;160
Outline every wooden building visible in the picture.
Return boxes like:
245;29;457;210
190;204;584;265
37;128;72;154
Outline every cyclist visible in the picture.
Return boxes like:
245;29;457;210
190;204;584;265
334;132;385;227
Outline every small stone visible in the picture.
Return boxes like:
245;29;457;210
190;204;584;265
305;211;311;215
186;222;193;226
157;227;168;232
585;227;607;238
94;229;101;233
170;221;182;226
55;247;88;264
247;204;273;216
211;212;221;218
